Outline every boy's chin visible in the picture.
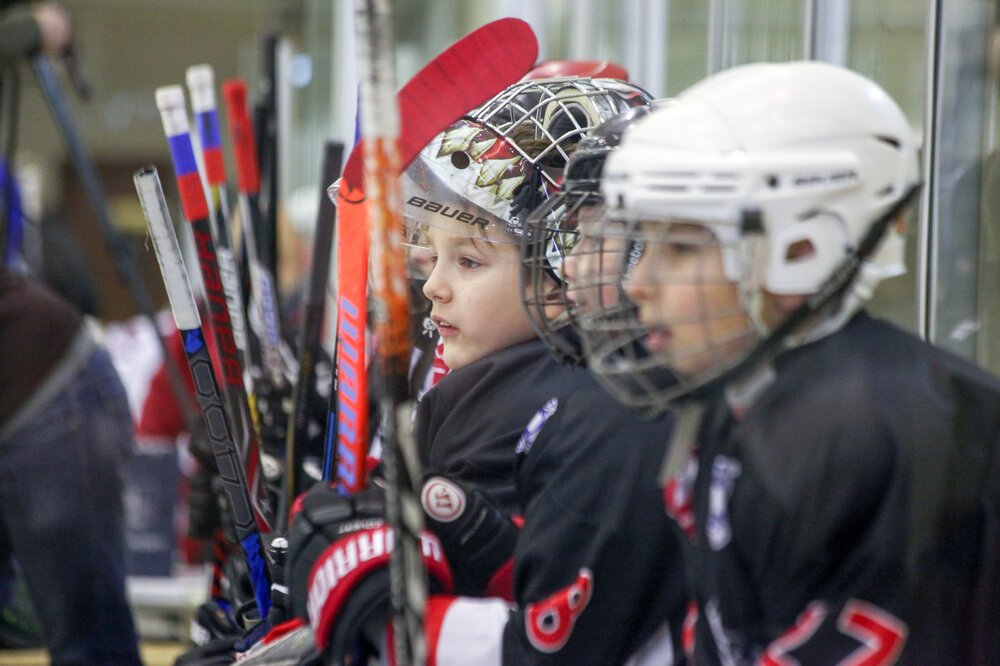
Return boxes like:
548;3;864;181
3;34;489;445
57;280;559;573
439;345;468;372
441;343;491;371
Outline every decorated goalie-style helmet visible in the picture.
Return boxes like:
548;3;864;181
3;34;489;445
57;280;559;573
579;61;921;412
401;76;652;251
519;103;665;366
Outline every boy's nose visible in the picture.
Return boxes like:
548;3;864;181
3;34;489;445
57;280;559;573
422;265;449;302
623;254;652;303
562;253;577;284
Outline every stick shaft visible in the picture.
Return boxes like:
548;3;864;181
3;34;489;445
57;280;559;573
136;166;271;619
355;0;426;662
284;141;344;517
156;85;274;533
223;79;287;389
187;65;256;383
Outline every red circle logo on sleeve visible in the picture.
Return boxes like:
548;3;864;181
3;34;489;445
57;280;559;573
421;477;466;523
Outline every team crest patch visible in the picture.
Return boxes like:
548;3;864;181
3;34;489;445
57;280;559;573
421;477;466;523
707;456;742;551
516;398;558;455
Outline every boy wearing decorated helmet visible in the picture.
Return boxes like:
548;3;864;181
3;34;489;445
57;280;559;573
290;77;691;664
577;61;1000;663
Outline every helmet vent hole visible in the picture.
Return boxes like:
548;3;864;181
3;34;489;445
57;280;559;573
785;239;816;262
741;209;763;233
766;175;780;189
451;151;471;169
875;135;901;150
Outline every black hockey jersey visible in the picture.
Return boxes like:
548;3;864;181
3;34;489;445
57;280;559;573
669;313;1000;664
418;338;689;664
415;338;574;515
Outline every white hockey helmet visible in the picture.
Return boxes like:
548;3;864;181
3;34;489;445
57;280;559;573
603;60;919;300
585;61;921;411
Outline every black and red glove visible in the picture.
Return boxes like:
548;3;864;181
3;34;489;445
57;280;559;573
286;482;453;662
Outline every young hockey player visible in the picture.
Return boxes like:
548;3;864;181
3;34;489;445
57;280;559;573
288;77;691;664
577;60;1000;663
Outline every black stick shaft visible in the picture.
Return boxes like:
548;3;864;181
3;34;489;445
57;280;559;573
281;140;343;527
136;166;272;619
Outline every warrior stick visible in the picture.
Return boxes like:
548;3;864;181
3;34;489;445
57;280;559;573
328;17;540;495
156;85;274;533
32;54;198;431
135;166;271;620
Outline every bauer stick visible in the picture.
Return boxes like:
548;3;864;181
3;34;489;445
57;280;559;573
185;64;257;387
222;79;288;392
136;166;272;620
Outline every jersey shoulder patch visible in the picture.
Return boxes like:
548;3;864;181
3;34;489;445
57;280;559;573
515;397;559;456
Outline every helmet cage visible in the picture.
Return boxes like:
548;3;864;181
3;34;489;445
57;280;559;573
578;182;921;414
575;214;759;410
471;77;653;194
519;102;661;366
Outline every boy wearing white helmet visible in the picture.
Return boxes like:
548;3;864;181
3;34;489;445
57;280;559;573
577;61;1000;663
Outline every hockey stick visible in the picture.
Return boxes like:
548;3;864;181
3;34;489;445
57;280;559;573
281;140;344;529
135;166;272;621
328;17;540;495
353;0;426;660
186;64;267;616
256;33;281;283
156;85;274;534
186;65;257;388
222;79;288;392
31;54;198;432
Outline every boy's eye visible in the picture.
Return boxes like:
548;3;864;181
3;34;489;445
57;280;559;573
458;256;481;269
668;242;699;255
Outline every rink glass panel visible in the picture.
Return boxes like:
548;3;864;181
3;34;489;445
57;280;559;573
293;0;1000;374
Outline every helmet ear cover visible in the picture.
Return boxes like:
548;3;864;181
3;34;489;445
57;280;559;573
765;212;851;296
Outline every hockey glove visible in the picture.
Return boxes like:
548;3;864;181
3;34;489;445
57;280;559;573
421;474;520;599
286;483;453;661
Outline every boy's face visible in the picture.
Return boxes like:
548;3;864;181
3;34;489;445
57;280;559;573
622;222;754;379
422;222;537;370
562;213;628;315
